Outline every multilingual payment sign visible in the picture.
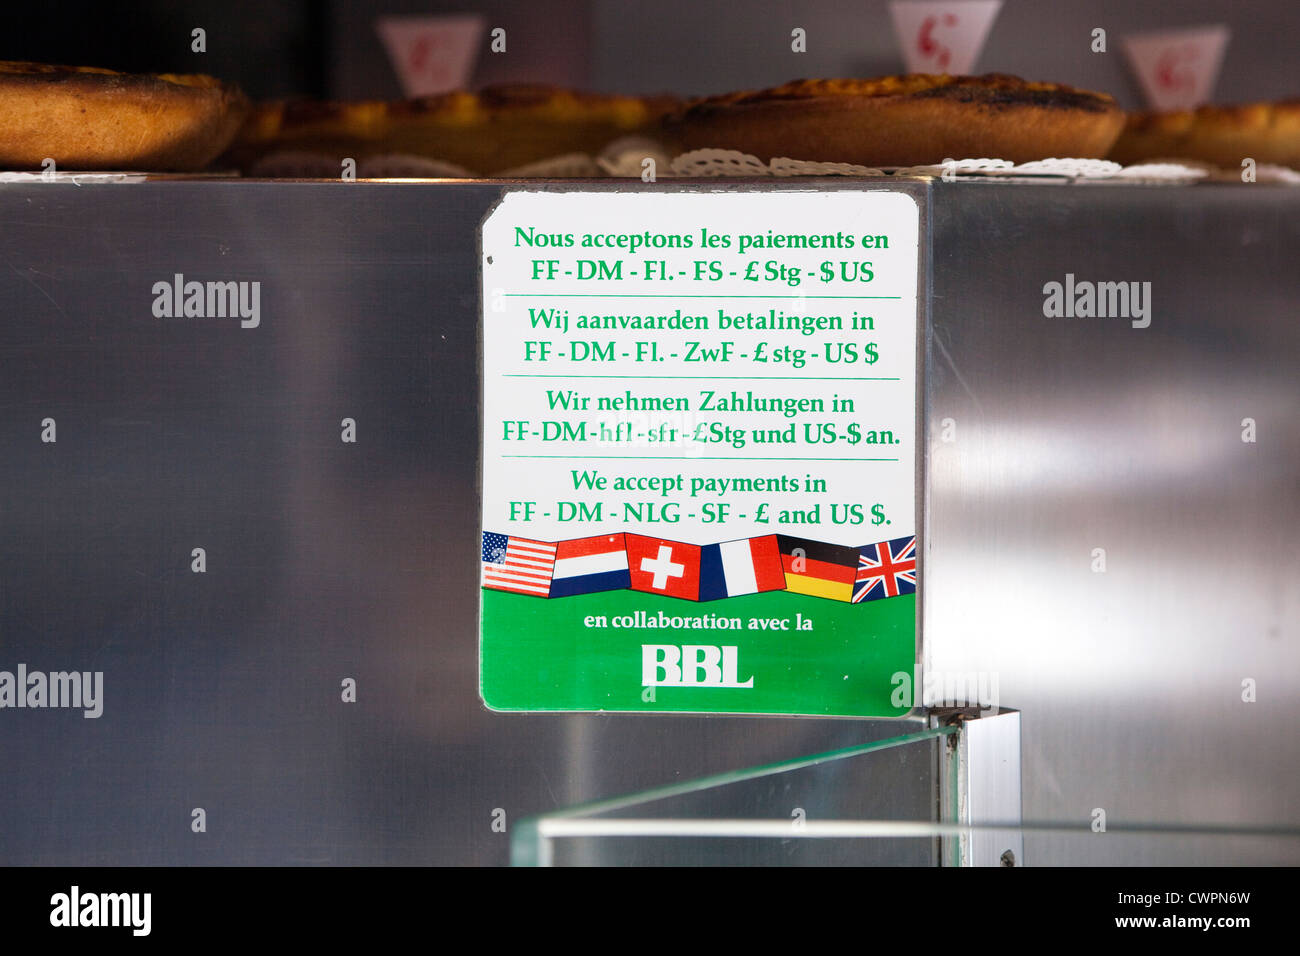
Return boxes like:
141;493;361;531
479;190;919;717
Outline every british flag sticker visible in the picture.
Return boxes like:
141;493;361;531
853;536;918;603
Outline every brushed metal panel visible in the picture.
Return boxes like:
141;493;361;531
926;182;1300;864
11;178;1289;866
960;710;1023;867
0;181;934;865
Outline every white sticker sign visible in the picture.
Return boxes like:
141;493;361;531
479;191;921;717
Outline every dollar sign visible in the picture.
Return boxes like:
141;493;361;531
871;504;887;526
820;261;834;283
862;343;879;365
847;423;860;445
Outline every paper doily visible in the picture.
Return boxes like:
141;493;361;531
1109;162;1210;185
359;154;474;178
894;158;1015;176
495;153;603;178
670;149;772;177
770;156;885;177
597;136;676;178
0;171;146;184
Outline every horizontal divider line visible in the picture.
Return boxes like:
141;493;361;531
502;374;900;380
501;294;903;299
500;456;899;461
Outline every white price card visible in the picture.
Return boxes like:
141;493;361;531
376;15;485;97
1122;25;1229;111
890;1;1003;75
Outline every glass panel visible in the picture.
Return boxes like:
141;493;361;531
513;721;1300;865
513;726;953;866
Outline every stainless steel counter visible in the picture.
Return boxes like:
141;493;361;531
0;178;1295;864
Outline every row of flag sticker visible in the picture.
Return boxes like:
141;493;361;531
481;531;917;604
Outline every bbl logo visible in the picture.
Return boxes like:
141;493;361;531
642;644;753;688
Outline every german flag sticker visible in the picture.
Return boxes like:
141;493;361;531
776;535;859;603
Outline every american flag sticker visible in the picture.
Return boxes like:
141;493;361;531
481;532;556;597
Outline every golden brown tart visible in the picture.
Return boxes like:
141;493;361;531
1109;101;1300;169
0;60;248;171
664;74;1126;167
225;85;681;176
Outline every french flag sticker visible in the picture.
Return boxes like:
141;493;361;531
549;533;631;597
698;535;786;601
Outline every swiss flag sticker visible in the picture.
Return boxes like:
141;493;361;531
626;535;701;601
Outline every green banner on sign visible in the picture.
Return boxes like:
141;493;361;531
481;588;915;717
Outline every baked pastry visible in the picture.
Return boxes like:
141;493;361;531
664;74;1125;167
0;60;248;171
1109;101;1300;169
226;85;680;176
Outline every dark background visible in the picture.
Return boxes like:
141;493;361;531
1;1;1296;104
